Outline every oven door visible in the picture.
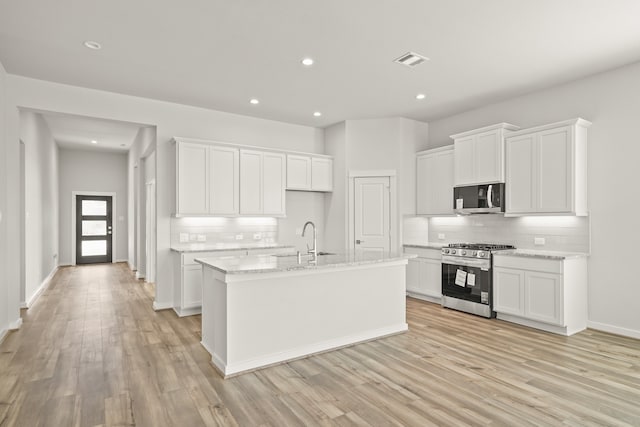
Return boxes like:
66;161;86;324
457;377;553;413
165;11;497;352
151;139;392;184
441;256;492;306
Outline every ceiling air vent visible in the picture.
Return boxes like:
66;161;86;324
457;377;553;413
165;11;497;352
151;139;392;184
394;51;429;67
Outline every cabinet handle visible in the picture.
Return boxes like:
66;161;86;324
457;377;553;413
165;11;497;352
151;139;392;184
356;240;364;244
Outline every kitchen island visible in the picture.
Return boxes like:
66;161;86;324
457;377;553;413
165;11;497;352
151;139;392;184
196;252;412;377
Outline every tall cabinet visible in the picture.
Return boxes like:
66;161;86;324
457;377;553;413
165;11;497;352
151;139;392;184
505;118;591;216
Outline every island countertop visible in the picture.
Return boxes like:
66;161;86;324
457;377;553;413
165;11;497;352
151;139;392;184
195;251;415;274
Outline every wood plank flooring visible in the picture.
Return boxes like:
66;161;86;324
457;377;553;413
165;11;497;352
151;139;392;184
1;263;639;426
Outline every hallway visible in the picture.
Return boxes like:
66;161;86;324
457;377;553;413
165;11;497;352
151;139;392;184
1;264;639;426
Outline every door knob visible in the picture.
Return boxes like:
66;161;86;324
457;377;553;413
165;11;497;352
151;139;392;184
356;239;364;244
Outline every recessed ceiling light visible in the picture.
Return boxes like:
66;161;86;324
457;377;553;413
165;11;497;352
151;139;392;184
313;112;322;117
84;41;102;50
416;93;426;100
250;98;260;105
301;58;314;66
91;140;98;144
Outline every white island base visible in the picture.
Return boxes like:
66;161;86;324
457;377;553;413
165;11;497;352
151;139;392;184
199;256;409;377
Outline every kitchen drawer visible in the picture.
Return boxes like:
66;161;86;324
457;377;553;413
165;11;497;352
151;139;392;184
403;247;441;260
182;250;246;265
493;255;562;274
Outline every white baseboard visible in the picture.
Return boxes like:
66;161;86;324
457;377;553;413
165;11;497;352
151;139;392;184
588;321;640;340
0;327;8;344
9;318;23;330
173;306;202;317
153;301;173;311
406;292;441;305
115;259;128;263
127;261;136;271
25;266;59;309
135;271;145;280
205;323;408;377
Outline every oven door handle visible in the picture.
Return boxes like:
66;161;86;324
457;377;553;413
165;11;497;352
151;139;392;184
442;255;490;270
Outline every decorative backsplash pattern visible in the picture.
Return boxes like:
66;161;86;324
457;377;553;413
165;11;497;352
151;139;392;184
405;215;590;253
171;217;278;246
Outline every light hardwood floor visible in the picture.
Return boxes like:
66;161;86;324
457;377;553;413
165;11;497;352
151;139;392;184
1;263;639;426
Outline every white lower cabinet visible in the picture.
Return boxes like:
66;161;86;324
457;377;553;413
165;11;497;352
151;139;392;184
493;254;587;336
404;247;442;303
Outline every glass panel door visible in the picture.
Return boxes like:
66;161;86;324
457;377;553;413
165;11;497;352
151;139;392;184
76;195;112;264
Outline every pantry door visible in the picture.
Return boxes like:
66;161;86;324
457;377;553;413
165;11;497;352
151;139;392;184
76;195;113;264
354;176;391;256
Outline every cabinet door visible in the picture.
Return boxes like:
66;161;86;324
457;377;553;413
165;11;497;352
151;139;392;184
506;134;536;214
406;258;421;293
240;150;263;214
417;149;453;215
286;155;311;190
475;130;502;183
525;271;563;325
182;265;203;309
422;258;442;298
209;146;239;214
454;136;475;186
494;267;525;316
311;157;333;191
263;152;286;215
537;126;572;213
177;142;209;214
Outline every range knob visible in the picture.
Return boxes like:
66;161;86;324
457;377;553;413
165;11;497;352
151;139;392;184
471;251;477;256
478;251;486;257
461;250;467;255
451;249;457;254
443;248;449;254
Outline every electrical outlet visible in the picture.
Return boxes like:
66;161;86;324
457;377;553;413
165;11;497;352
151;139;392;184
253;233;261;240
438;233;445;240
197;234;206;242
235;234;243;240
534;237;546;246
189;234;198;241
295;228;302;236
179;233;189;243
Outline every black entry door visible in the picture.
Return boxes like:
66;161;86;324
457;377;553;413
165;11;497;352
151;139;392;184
76;195;113;264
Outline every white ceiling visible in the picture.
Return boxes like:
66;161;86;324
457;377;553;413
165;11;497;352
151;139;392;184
41;112;145;152
2;1;640;128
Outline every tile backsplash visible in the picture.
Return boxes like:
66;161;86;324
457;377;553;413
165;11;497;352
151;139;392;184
171;217;278;246
405;214;590;253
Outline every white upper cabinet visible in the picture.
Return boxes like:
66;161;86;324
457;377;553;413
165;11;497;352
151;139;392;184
240;149;286;216
286;155;312;190
176;141;239;216
451;123;519;186
311;157;333;191
286;154;333;192
177;142;209;215
209;146;240;215
416;146;454;215
505;118;591;216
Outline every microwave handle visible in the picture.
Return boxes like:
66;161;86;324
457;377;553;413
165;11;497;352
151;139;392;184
487;185;494;208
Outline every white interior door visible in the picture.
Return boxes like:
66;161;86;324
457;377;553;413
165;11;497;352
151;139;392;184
354;177;390;256
145;180;156;283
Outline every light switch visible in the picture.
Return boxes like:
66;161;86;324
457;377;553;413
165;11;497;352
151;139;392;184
197;234;206;242
189;234;198;241
534;237;546;246
438;233;445;240
253;233;261;240
179;233;189;243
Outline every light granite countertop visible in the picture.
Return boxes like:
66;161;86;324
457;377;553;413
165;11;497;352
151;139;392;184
195;251;416;274
170;243;294;253
403;243;446;250
494;249;589;260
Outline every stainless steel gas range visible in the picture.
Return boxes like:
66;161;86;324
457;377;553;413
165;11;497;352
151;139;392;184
441;243;515;318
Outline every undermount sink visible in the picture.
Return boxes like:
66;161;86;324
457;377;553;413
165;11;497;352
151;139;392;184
275;251;335;258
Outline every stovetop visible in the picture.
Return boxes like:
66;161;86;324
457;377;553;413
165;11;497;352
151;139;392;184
446;243;516;251
442;243;516;259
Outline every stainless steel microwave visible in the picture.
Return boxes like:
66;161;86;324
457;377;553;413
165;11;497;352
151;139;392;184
453;183;505;214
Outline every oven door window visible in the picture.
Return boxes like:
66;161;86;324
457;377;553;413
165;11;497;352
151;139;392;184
442;263;491;304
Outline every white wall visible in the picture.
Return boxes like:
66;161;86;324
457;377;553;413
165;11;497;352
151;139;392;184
58;148;129;265
20;110;59;306
428;60;640;338
278;191;326;252
324;122;347;252
3;75;324;322
0;59;8;337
